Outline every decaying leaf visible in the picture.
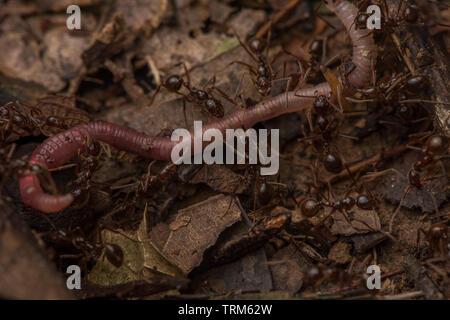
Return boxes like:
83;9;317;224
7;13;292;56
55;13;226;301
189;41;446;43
322;67;352;112
114;0;167;35
350;232;388;253
200;248;273;294
188;165;250;194
149;194;242;274
268;244;306;295
330;209;381;236
327;241;352;265
382;171;448;213
88;210;182;286
202;213;291;268
0;23;65;92
42;28;90;80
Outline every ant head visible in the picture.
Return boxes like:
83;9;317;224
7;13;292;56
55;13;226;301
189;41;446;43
404;5;419;23
309;39;322;56
256;76;271;96
205;98;224;117
355;13;369;29
165;75;183;92
313;95;329;114
249;38;266;54
195;89;208;101
46;116;62;127
342;196;356;210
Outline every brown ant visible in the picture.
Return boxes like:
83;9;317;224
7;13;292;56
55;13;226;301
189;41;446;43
302;263;356;289
222;32;279;97
0;102;39;141
149;63;225;125
365;134;448;232
417;219;449;259
67;138;109;208
111;162;177;213
300;188;377;232
37;214;124;269
299;92;357;175
353;0;422;34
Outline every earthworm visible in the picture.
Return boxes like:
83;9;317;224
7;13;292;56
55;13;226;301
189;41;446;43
19;0;377;213
324;0;376;92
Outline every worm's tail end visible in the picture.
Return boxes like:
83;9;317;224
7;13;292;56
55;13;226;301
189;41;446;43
19;174;74;213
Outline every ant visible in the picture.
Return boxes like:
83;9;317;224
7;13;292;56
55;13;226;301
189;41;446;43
0;102;40;141
302;263;356;289
111;162;177;213
0;143;57;194
37;214;124;269
351;71;447;131
353;0;422;33
417;219;449;259
298;92;358;175
221;31;280;97
365;134;448;233
67;138;109;208
299;187;378;233
149;63;225;125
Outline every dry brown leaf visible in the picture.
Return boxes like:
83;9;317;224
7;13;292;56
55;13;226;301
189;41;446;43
149;194;242;274
330;209;381;236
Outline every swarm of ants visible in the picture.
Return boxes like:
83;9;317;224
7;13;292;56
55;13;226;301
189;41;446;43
0;0;449;299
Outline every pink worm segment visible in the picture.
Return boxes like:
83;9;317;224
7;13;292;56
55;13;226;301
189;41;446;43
19;0;376;213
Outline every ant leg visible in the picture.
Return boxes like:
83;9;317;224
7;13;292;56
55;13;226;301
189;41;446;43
149;84;161;106
232;29;259;62
389;186;411;234
182;99;188;127
416;227;427;256
362;168;405;182
180;61;192;85
295;67;312;97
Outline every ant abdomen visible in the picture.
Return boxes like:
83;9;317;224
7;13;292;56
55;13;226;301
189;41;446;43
165;75;183;92
309;39;323;58
355;12;369;29
104;243;124;268
404;6;419;23
300;198;321;217
426;135;447;154
249;38;266;54
323;153;343;174
405;75;426;92
408;169;422;189
257;182;273;206
356;195;374;210
205;98;224;118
